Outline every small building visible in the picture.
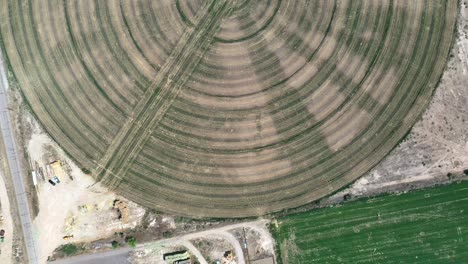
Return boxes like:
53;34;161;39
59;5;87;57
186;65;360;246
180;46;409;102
163;250;192;264
50;160;64;177
31;170;38;186
175;259;191;264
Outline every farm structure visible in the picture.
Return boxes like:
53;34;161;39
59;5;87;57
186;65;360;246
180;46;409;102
272;181;468;264
0;0;459;217
163;250;192;264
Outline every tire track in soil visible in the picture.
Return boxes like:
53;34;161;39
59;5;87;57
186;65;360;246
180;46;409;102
94;0;237;189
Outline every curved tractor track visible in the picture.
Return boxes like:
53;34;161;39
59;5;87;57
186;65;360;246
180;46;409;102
0;0;458;217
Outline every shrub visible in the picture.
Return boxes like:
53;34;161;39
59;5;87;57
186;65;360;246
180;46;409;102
61;244;78;256
126;237;137;248
343;193;352;201
111;240;119;249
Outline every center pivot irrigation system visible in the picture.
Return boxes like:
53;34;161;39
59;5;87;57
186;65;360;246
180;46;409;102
0;0;458;217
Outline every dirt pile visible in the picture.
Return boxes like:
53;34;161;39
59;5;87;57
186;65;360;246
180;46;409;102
113;200;129;224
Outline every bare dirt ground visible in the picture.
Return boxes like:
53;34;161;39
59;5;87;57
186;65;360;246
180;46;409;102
24;119;147;263
244;227;274;261
320;1;468;206
21;107;242;264
129;220;275;264
191;237;235;263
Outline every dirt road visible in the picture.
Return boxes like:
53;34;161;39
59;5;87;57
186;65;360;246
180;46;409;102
156;220;272;264
55;220;271;264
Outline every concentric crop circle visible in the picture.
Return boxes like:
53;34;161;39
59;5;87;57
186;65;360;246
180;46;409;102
0;0;458;217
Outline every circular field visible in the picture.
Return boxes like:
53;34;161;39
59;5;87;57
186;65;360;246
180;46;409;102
0;0;458;217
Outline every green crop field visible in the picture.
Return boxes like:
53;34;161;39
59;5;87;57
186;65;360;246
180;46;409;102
272;181;468;264
0;0;459;217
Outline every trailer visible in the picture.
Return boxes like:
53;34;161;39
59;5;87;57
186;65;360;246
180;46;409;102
32;171;38;186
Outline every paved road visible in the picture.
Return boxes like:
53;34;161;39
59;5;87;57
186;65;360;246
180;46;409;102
0;50;39;263
52;248;132;264
0;170;14;263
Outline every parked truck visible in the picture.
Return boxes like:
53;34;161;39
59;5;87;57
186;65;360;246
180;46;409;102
0;229;5;242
